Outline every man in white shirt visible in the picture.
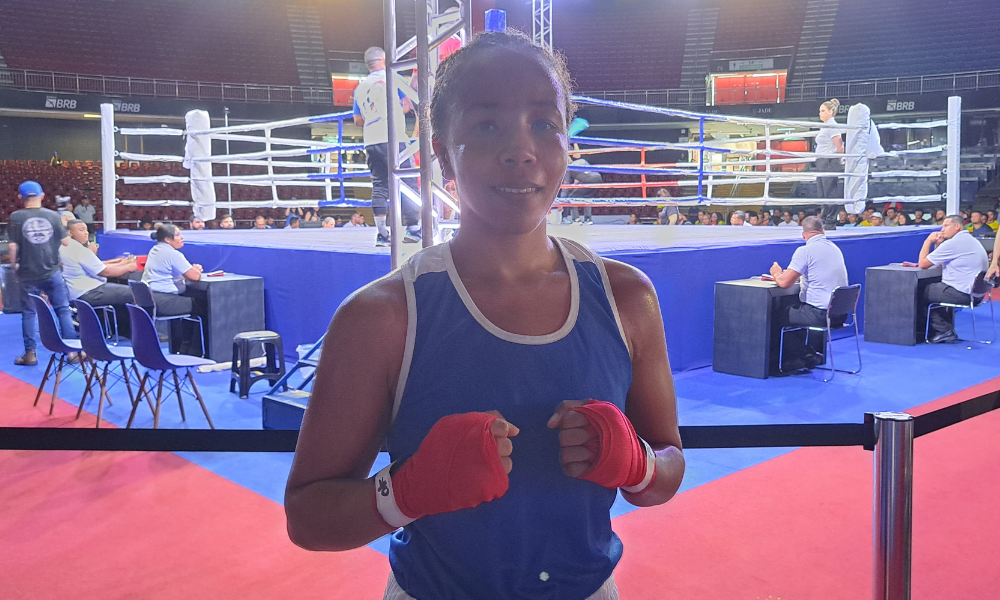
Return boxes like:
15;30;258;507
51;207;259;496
342;212;367;228
354;46;417;246
730;211;753;227
61;220;137;330
918;215;989;343
769;216;850;367
776;211;796;227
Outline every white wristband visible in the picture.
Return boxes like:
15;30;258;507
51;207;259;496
374;463;415;529
621;438;656;494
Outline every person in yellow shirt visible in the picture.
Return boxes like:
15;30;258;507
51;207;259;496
860;212;883;226
985;210;998;232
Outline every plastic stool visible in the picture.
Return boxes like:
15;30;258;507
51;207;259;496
230;331;287;399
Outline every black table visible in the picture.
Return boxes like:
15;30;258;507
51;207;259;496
713;278;804;379
864;264;942;345
184;274;265;362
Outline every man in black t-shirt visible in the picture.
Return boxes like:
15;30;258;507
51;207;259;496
9;181;79;366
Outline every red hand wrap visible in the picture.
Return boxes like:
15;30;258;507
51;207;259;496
573;400;652;490
393;412;509;520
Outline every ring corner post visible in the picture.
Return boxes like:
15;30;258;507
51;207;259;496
946;96;961;215
100;103;117;232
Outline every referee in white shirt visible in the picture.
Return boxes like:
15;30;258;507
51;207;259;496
769;216;850;365
918;215;989;343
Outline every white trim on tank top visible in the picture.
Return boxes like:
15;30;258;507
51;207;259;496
442;236;580;346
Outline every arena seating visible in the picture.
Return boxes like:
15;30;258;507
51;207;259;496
712;0;807;53
553;4;687;91
823;0;1000;81
0;0;299;86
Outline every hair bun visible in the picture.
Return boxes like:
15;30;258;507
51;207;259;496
150;231;158;240
830;98;840;109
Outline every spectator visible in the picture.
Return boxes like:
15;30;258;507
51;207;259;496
730;211;751;226
836;210;849;226
322;217;337;229
797;210;807;224
152;222;165;232
884;207;898;223
758;211;772;226
8;181;79;366
918;215;989;343
746;211;759;226
265;217;276;229
219;215;235;229
777;211;795;227
628;214;639;225
710;212;722;225
254;215;267;230
343;212;367;228
697;211;712;225
912;210;926;225
933;209;946;225
73;196;96;232
189;216;205;230
896;213;909;226
843;213;860;227
287;215;301;229
862;212;884;226
966;211;992;235
49;151;62;167
985;210;998;232
139;215;153;230
206;220;219;230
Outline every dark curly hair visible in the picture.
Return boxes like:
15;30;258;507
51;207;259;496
429;29;576;142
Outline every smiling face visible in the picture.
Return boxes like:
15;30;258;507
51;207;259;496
433;49;569;236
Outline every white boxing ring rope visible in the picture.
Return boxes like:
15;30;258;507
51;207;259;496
99;95;960;230
552;95;961;212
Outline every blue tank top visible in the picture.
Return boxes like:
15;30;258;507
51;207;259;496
387;237;633;600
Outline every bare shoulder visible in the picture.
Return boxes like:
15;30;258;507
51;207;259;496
334;270;407;340
599;258;664;358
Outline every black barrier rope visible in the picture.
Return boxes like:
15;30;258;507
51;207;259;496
0;389;996;453
0;423;870;453
913;389;1000;439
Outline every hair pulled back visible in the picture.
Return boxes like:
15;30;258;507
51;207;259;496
151;223;179;242
429;29;576;142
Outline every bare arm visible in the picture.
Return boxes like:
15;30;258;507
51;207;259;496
918;232;941;269
833;135;845;154
353;115;365;128
604;259;685;507
285;274;407;551
8;242;16;269
769;262;801;288
183;264;203;281
988;234;1000;278
98;261;136;278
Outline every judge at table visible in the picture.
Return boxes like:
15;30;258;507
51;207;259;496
769;216;849;364
918;215;989;343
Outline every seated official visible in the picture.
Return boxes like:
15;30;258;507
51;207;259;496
769;216;850;366
141;224;205;354
61;221;137;331
919;215;989;343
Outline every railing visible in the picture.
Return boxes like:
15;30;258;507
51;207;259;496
583;69;1000;108
3;66;999;109
0;68;334;105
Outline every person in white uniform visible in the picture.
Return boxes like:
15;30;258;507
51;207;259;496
141;224;205;353
769;216;850;367
918;215;989;343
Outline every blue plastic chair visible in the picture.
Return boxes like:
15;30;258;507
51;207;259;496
72;300;144;428
125;304;216;429
128;280;205;357
27;294;92;416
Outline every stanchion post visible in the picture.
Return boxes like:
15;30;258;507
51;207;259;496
99;103;117;231
945;96;961;215
384;0;403;269
872;412;914;600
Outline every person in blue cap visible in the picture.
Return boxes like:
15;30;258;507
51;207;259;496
8;181;79;366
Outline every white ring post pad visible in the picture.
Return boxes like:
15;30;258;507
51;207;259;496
375;463;416;528
621;438;656;494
